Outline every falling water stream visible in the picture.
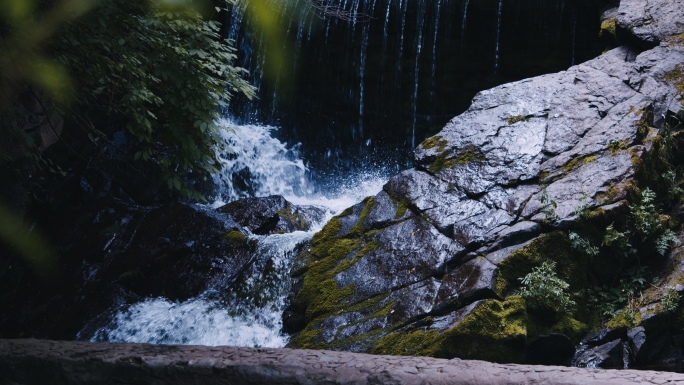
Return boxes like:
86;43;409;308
81;0;606;348
82;121;390;347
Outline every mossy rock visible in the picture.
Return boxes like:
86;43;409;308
496;232;583;297
370;297;528;363
223;230;248;245
421;135;449;152
665;64;684;106
428;146;485;174
291;198;378;325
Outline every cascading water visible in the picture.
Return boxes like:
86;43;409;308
82;120;390;347
227;0;604;180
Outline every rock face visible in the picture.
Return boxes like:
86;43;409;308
284;0;684;365
0;195;325;340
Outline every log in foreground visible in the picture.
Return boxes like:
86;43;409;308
2;339;684;385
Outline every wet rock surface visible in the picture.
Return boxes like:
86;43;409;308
0;195;318;340
3;338;684;385
285;0;684;366
217;195;326;235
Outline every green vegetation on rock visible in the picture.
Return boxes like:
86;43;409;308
562;154;598;173
370;297;527;363
289;198;388;347
665;65;684;105
421;136;449;152
517;261;576;314
507;115;528;125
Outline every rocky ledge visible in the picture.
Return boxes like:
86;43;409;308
284;0;684;369
3;338;684;385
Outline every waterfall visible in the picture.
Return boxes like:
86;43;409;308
461;0;469;41
494;0;503;75
80;0;604;349
411;0;427;149
82;120;390;348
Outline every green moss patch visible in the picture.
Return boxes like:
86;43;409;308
428;152;456;174
421;136;449;152
599;17;616;40
276;202;309;231
291;197;384;338
606;310;639;330
562;154;598;173
349;198;375;236
223;230;247;245
665;64;684;106
395;199;410;219
507;115;528;125
427;146;485;174
608;140;630;156
636;107;654;142
370;297;528;363
495;232;582;297
118;268;145;286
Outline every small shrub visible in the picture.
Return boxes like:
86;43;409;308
569;232;599;256
540;188;558;224
660;285;681;314
588;266;647;319
656;229;678;256
517;261;576;314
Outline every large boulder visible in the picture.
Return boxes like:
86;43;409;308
285;0;684;363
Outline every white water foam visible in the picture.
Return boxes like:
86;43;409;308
210;118;315;206
85;121;390;348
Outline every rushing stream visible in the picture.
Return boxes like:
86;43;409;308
82;121;389;347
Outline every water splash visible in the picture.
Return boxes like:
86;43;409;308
83;122;388;348
210;119;314;206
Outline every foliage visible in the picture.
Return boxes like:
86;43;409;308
601;188;676;257
660;285;681;314
629;188;665;241
540;187;558;224
517;261;576;314
587;266;647;319
656;229;678;256
663;169;684;203
569;232;599;257
602;222;635;257
1;0;256;200
54;0;256;199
